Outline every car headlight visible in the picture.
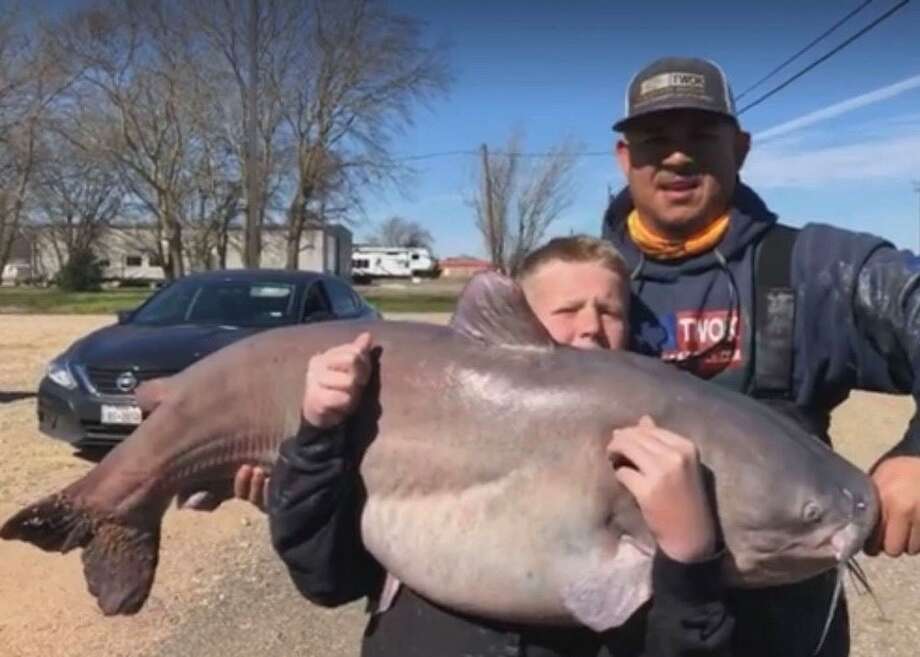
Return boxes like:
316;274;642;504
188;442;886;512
47;359;78;390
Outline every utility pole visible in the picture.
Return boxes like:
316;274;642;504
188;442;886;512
914;180;920;253
244;0;262;268
480;143;497;269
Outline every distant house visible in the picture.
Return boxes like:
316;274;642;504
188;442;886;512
2;222;352;286
439;256;494;279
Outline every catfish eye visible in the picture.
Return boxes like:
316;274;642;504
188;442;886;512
802;501;823;523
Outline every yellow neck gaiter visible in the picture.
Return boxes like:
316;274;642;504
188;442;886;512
627;210;730;261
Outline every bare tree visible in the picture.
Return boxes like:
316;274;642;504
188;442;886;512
49;0;224;280
186;0;301;268
269;0;450;269
34;135;123;270
472;134;578;274
367;216;434;250
180;70;244;270
0;120;39;273
0;6;73;276
3;0;448;282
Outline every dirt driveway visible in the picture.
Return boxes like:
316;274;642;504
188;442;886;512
0;314;917;657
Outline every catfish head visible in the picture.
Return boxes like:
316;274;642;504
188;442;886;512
708;405;879;589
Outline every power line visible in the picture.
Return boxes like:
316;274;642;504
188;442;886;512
395;149;610;162
736;0;876;101
396;1;909;161
738;0;910;115
396;150;476;162
913;179;920;252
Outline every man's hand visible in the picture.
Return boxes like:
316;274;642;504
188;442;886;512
607;415;716;563
233;464;269;511
303;332;374;428
865;455;920;557
231;332;374;511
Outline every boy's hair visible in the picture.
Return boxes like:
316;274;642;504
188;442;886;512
516;235;629;281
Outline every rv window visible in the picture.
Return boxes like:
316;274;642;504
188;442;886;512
125;255;143;267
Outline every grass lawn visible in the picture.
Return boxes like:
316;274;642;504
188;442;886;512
0;287;153;314
0;286;459;315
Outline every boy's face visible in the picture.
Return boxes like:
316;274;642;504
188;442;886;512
521;260;629;351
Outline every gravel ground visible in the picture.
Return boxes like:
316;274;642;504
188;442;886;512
0;313;918;657
141;525;368;657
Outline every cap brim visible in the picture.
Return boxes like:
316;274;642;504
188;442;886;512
612;104;737;132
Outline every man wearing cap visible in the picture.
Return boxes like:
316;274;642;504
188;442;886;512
603;56;920;657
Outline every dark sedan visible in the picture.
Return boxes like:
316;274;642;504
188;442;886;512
38;269;379;448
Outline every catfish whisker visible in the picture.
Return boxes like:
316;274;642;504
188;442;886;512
846;558;888;622
813;565;844;656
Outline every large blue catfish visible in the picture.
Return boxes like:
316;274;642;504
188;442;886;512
1;273;878;631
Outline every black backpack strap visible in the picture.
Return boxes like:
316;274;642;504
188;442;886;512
751;224;799;398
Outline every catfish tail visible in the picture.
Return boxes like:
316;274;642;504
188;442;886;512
0;492;160;615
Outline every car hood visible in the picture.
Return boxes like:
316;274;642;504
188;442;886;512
67;323;264;372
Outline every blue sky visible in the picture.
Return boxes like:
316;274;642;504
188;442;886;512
365;0;920;257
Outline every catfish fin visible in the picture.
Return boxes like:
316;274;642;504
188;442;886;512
0;492;160;615
449;271;555;348
561;537;654;631
374;572;403;614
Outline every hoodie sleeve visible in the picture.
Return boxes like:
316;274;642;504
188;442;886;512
792;224;920;459
643;550;734;656
267;418;382;607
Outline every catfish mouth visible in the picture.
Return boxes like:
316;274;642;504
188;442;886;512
830;522;864;563
724;551;841;589
721;522;862;589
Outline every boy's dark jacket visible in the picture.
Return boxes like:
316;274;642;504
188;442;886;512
602;181;920;459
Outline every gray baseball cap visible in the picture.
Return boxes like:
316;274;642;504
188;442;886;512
613;57;737;131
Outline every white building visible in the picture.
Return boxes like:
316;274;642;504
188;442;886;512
2;222;352;286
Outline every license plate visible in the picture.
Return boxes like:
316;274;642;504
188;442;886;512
101;404;142;425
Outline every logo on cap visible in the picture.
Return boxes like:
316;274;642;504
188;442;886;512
639;72;705;98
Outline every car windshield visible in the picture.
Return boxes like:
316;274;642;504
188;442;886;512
131;279;299;327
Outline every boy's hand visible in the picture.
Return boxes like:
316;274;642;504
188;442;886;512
303;332;374;428
607;416;716;563
230;332;374;511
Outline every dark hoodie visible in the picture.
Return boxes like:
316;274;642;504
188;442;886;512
603;181;920;656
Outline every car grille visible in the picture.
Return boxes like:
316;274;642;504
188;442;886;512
84;367;179;396
78;421;136;445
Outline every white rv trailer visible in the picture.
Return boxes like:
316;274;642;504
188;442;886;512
351;245;438;281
